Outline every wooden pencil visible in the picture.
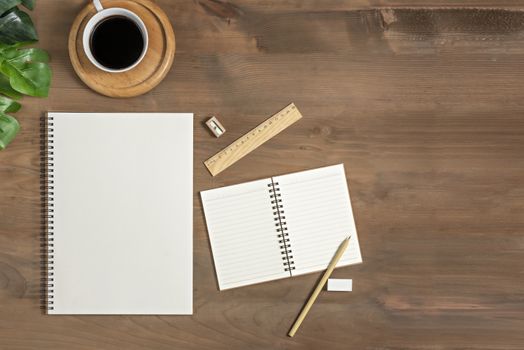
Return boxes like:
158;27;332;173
288;236;351;337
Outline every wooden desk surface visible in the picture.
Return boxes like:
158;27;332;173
1;1;524;349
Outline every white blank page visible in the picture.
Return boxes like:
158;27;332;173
49;113;193;314
201;179;289;290
274;164;362;276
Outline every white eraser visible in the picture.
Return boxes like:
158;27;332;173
327;278;352;292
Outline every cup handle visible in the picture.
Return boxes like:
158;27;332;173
93;0;103;12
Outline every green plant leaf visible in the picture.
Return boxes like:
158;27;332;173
0;47;51;97
1;46;48;62
0;112;20;150
0;7;38;45
0;0;46;150
0;73;22;99
0;61;51;97
0;0;21;15
21;0;33;10
0;41;25;50
0;94;20;112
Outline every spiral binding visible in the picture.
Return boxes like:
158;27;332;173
268;180;295;274
40;115;54;312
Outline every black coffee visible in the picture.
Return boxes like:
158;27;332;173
90;16;144;70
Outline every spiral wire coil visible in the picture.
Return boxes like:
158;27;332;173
40;115;54;311
268;181;295;273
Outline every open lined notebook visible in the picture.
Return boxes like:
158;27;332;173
201;164;362;290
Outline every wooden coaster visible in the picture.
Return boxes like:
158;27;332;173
68;0;175;98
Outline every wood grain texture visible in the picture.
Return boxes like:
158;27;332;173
1;1;524;349
69;0;175;97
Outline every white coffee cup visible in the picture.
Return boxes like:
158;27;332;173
83;0;148;73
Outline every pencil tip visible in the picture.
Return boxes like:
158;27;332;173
346;236;351;241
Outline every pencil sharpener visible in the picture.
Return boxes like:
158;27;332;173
205;116;226;138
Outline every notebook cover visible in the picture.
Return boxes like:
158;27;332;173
43;113;193;314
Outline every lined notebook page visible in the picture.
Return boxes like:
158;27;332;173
274;164;362;276
201;179;289;290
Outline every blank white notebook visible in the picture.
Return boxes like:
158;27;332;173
201;164;362;290
44;113;193;314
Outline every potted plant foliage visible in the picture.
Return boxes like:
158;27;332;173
0;0;51;150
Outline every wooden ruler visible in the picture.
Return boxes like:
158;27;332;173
204;103;303;176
